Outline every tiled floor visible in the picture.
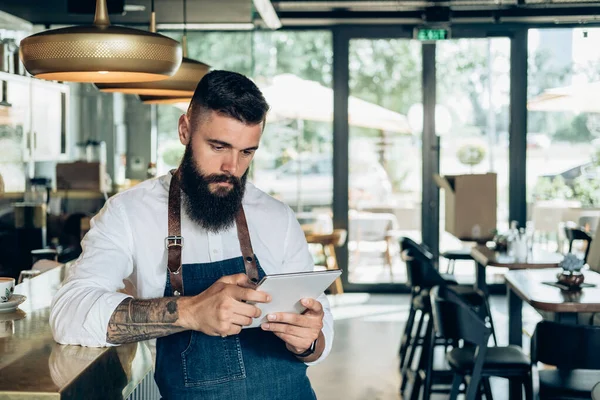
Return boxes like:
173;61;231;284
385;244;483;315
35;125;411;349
308;293;541;400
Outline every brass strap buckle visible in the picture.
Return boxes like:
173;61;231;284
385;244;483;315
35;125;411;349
165;235;184;249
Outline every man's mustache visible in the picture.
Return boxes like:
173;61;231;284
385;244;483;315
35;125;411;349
203;174;240;185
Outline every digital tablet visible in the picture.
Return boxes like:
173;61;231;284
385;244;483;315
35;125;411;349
244;269;342;329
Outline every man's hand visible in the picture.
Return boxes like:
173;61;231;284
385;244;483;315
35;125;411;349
177;273;271;337
260;298;325;360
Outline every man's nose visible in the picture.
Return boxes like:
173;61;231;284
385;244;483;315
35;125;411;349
221;153;239;175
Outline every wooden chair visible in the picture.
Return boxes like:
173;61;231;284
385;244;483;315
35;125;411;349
305;229;346;294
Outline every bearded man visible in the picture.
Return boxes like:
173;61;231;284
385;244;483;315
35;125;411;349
50;71;333;400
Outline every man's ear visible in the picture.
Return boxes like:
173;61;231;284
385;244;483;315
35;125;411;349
178;114;191;146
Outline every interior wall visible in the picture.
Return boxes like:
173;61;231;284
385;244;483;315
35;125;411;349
125;95;152;181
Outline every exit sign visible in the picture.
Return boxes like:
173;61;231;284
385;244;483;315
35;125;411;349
415;28;451;41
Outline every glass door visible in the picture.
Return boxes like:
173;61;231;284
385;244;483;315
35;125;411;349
334;27;513;292
436;38;511;285
346;38;423;285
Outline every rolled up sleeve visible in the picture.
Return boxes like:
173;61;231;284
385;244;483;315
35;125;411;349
50;197;134;347
283;207;334;366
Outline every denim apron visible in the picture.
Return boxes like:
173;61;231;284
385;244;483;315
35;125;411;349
154;172;317;400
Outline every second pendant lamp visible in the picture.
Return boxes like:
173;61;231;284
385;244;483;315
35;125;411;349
137;95;192;104
95;0;210;99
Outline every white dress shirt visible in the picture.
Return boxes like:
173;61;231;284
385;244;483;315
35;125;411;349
50;173;333;366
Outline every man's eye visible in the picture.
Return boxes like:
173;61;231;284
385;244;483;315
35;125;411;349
242;150;254;157
212;145;224;151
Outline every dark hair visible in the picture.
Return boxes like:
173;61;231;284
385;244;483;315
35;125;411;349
188;70;269;127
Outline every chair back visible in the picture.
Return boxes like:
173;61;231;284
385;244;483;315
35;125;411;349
565;227;593;262
305;229;347;247
400;237;446;289
531;320;600;370
430;285;490;347
431;285;495;400
565;227;592;243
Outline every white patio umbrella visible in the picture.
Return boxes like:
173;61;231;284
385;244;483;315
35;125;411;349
261;74;413;134
175;74;413;134
528;81;600;113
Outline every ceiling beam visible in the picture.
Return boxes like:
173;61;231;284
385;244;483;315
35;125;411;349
276;6;600;25
0;0;252;26
253;0;282;29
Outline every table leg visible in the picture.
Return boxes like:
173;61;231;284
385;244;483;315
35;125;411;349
508;286;523;400
475;262;488;295
508;287;523;347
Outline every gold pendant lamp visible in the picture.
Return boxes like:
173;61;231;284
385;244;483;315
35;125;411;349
96;0;210;97
18;0;182;83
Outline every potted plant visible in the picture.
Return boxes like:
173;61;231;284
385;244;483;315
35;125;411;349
457;143;486;173
557;253;585;290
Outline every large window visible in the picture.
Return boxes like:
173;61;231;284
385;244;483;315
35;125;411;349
527;28;600;253
156;31;333;217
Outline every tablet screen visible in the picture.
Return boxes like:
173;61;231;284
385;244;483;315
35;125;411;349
244;269;341;329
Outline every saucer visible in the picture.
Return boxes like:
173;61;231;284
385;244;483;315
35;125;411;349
0;308;26;321
0;295;27;314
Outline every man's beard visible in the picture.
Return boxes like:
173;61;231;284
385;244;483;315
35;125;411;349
179;145;247;233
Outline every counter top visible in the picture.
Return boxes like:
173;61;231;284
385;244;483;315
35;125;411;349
0;265;156;399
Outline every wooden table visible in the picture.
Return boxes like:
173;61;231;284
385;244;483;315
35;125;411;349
505;268;600;346
470;245;563;293
504;267;600;400
472;246;563;344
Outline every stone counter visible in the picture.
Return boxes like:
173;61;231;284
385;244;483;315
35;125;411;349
0;265;159;399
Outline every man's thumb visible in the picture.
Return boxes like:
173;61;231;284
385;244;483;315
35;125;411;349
220;273;255;288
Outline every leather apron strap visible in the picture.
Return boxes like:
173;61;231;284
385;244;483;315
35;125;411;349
166;170;259;296
166;170;184;296
235;209;260;284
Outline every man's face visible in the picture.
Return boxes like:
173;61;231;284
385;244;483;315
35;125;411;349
177;110;263;232
181;111;262;191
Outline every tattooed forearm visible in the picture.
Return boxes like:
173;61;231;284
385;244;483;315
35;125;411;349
106;297;186;344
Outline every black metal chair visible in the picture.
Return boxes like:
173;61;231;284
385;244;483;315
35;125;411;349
412;285;493;400
531;320;600;399
430;285;533;400
399;238;450;362
398;237;497;399
565;227;593;263
398;237;457;396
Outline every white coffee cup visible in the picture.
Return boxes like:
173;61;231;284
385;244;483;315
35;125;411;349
0;277;15;303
